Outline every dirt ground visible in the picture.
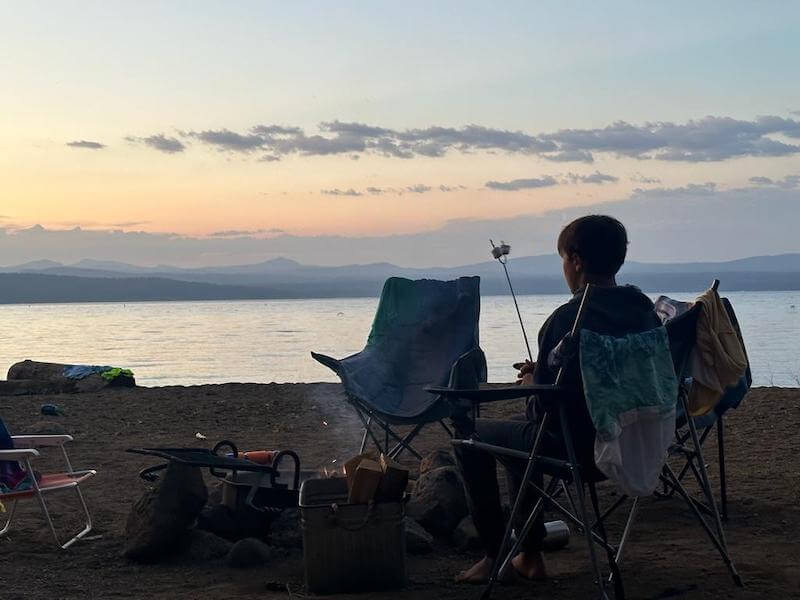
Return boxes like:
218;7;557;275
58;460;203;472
1;384;798;600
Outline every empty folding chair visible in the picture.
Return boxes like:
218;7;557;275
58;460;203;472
313;276;486;460
659;289;752;521
0;418;96;549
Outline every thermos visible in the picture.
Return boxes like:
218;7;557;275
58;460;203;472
542;519;570;551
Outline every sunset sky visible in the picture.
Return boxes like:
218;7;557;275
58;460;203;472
2;2;799;265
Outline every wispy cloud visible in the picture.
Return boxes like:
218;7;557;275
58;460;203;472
486;176;558;191
126;114;800;163
630;173;661;184
540;150;594;163
126;134;185;154
486;171;618;191
208;228;285;237
321;188;363;196
406;184;431;193
566;171;619;184
749;174;800;189
188;129;265;152
66;140;106;150
543;116;800;162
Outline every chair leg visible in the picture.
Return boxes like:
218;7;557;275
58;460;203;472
717;415;728;522
610;497;638;581
62;486;93;550
353;411;385;455
480;413;553;600
570;470;609;599
387;423;424;460
661;465;742;587
0;499;18;537
683;403;728;553
359;416;371;454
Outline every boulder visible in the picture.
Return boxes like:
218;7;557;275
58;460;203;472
452;516;481;551
419;449;456;474
185;529;233;561
22;421;68;436
6;360;135;394
407;466;468;536
123;462;208;562
404;518;433;554
268;508;302;549
227;537;272;568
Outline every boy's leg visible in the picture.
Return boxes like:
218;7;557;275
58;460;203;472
454;418;537;559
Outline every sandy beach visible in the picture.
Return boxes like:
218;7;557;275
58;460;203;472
1;383;798;600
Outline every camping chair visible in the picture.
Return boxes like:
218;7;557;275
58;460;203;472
312;276;486;460
661;295;751;521
430;282;742;599
0;419;96;550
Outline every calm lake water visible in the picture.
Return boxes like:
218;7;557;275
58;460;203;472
1;292;798;388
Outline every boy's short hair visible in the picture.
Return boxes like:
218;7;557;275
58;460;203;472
557;215;628;276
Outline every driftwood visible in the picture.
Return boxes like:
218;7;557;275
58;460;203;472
2;360;136;396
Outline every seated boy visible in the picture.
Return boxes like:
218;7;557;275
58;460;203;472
455;214;661;583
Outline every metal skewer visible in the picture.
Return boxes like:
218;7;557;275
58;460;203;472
490;239;533;364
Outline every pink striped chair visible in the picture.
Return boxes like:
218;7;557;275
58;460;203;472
0;434;96;549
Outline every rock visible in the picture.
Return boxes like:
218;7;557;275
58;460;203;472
227;537;272;568
197;504;239;540
452;516;481;551
22;421;68;436
268;508;302;549
420;449;456;474
185;528;233;561
405;518;433;554
407;466;468;537
123;462;208;562
6;360;135;393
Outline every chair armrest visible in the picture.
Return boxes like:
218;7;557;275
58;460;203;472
426;384;565;404
0;448;40;460
12;435;73;447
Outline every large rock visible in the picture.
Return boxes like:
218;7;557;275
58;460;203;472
452;516;481;551
6;360;135;394
123;462;208;562
420;449;456;474
227;537;272;568
407;466;468;536
405;518;433;554
185;529;233;561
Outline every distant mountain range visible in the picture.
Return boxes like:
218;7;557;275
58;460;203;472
0;253;798;303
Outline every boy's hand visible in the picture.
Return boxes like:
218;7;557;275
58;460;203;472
514;360;535;385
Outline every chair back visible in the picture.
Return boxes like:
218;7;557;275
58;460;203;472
313;276;485;421
665;302;702;379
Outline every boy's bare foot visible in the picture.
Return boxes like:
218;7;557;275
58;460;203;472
455;556;516;584
511;551;547;580
455;556;493;584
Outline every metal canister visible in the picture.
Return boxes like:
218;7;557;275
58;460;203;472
542;520;570;551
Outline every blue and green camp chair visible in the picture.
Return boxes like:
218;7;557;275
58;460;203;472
312;276;486;460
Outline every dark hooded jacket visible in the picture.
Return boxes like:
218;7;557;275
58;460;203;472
528;285;661;463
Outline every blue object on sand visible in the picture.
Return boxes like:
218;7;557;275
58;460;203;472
40;404;63;416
